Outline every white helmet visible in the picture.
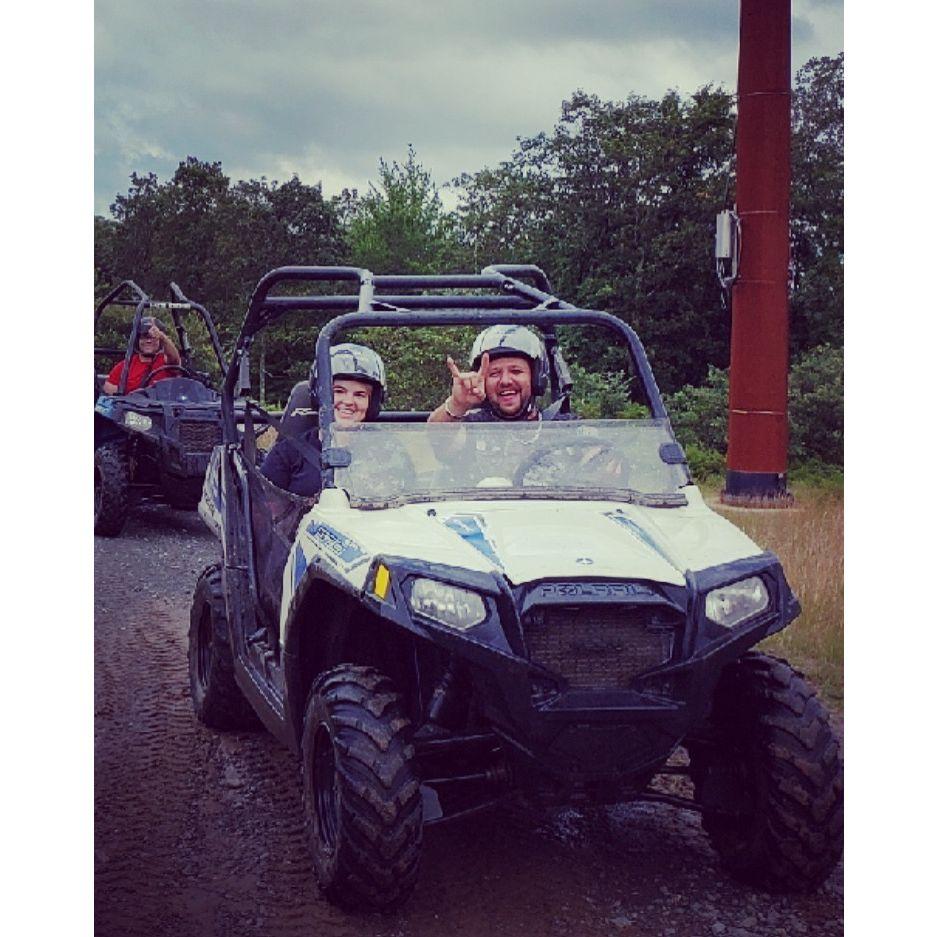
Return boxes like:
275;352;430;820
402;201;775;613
310;342;386;420
470;325;549;397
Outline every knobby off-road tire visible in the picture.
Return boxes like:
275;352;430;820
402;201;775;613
188;563;258;730
94;443;131;537
302;665;422;911
688;652;843;892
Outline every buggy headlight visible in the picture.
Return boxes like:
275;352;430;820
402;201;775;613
705;576;770;628
124;411;152;431
409;578;486;631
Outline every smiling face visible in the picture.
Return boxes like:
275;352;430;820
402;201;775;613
484;355;533;417
137;330;161;359
332;378;372;425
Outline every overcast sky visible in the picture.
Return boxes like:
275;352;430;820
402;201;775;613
94;0;843;216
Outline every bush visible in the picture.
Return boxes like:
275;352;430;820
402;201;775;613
684;444;725;481
788;344;843;466
664;346;843;471
665;365;728;452
569;362;649;419
788;458;844;491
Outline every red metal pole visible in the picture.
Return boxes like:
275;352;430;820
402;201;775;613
723;0;792;502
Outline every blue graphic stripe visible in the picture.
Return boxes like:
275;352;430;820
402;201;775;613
442;515;503;568
604;510;678;569
293;543;308;590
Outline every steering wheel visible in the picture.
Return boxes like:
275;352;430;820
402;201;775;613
140;364;197;387
512;438;627;487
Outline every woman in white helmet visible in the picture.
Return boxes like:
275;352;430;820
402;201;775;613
261;343;386;496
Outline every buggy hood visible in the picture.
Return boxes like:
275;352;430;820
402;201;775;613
300;487;762;591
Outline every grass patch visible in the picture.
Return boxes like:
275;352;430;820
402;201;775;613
707;484;844;712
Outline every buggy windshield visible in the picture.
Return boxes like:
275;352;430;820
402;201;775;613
329;419;690;509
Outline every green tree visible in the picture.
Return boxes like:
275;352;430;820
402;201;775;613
664;346;843;469
95;159;349;401
346;147;465;273
455;87;737;392
787;344;843;466
790;54;844;354
665;364;730;453
455;61;843;388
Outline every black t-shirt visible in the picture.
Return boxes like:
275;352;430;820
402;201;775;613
260;430;322;496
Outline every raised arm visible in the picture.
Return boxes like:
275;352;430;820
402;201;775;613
427;353;490;423
154;325;181;366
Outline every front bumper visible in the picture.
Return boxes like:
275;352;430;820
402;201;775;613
365;551;799;797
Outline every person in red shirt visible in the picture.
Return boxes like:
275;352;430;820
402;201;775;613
103;317;182;394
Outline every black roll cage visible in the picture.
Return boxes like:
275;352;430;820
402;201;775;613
220;265;670;482
94;279;228;395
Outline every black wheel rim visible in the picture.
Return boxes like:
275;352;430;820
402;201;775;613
312;723;339;853
196;606;213;687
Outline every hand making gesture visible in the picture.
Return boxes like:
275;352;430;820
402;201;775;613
444;352;490;419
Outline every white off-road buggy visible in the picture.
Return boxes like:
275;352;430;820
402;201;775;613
190;265;843;911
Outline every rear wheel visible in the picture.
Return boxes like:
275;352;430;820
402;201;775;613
94;443;130;537
188;563;258;730
688;652;843;892
301;665;422;910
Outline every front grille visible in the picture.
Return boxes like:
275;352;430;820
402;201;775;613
523;605;677;690
179;420;222;454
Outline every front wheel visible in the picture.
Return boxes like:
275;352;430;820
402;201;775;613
688;652;843;892
94;443;131;536
302;665;422;910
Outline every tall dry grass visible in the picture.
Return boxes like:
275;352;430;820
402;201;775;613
710;488;844;711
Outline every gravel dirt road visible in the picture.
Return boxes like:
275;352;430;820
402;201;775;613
95;504;843;937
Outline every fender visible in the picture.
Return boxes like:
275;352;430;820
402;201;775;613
94;408;128;449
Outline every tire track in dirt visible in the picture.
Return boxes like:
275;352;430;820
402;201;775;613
95;506;371;937
95;503;843;937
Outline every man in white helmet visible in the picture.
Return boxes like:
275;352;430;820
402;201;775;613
428;325;567;423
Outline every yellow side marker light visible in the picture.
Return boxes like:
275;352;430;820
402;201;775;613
373;564;391;600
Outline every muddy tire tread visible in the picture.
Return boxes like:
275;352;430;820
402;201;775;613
690;651;843;892
94;443;131;537
302;664;422;911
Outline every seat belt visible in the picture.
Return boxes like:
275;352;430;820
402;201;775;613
244;402;324;469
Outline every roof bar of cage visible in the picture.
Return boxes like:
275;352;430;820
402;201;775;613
238;267;565;341
256;294;538;315
371;274;508;291
237;266;374;344
481;264;554;294
94;280;149;326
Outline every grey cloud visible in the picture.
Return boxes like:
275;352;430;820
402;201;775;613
95;0;842;215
